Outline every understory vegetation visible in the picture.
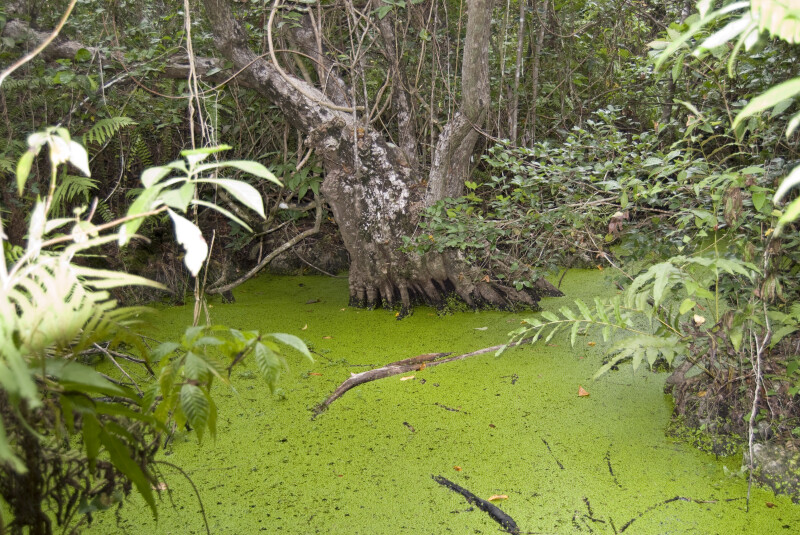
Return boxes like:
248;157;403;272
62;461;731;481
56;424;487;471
2;0;800;532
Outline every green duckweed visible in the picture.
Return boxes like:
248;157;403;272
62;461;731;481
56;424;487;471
87;270;800;534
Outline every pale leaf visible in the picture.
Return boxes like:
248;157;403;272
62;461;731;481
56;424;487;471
167;209;207;277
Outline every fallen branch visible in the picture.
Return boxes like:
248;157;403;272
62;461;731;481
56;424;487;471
207;194;323;296
432;475;520;534
618;495;744;533
311;338;533;416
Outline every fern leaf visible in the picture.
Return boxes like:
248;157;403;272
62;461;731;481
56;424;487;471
51;174;99;216
82;117;137;146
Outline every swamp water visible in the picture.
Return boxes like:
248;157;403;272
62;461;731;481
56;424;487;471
89;270;800;534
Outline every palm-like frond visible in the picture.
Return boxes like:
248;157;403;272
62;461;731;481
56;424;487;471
82;117;137;146
51;174;99;216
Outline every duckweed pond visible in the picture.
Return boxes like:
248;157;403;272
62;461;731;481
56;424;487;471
88;270;800;534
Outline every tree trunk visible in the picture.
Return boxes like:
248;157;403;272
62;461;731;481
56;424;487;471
525;0;547;144
206;0;564;314
425;0;492;204
509;0;527;145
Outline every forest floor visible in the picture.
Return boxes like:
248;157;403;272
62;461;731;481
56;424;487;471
88;270;800;534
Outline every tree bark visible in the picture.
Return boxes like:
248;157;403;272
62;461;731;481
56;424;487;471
425;0;492;204
509;0;527;145
525;0;547;145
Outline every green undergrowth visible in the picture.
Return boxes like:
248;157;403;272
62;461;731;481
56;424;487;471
87;270;800;534
666;416;742;458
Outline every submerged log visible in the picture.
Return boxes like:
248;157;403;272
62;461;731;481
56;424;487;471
432;475;520;534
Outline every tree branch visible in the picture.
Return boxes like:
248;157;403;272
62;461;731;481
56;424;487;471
207;194;323;295
312;337;535;416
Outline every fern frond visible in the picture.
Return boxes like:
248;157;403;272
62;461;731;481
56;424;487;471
0;156;14;175
51;174;99;215
82;117;137;146
95;200;115;223
594;333;683;378
0;77;54;93
131;133;153;168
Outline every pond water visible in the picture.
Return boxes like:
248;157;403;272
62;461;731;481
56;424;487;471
89;270;800;534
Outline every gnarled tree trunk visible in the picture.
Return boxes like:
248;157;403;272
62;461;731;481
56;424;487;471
202;0;561;314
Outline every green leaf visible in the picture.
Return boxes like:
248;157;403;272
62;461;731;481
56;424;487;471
159;182;195;212
376;4;392;18
541;311;559;323
560;306;576;321
44;359;126;397
254;342;281;389
60;394;75;433
119;185;164;246
715;258;757;280
73;48;92;62
730;324;745;352
679;298;696;315
269;333;313;361
223;161;282;186
99;428;157;516
180;384;210;441
651;263;679;306
570;321;580;347
602;325;611;342
72;266;167;290
671;54;684;82
141;166;173;188
695;14;753;53
184;352;209;382
771;325;799;349
778;197;800;229
158;364;177;400
543;326;560;344
575;299;592;322
734;78;800;129
594;297;610;323
82;413;101;469
181;145;232;167
195;178;266;218
752;191;767;212
68;140;91;177
151;342;180;364
772;99;794;117
774;165;800;203
16;150;34;195
787;110;800;136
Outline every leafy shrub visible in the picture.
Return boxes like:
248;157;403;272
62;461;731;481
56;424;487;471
0;128;311;533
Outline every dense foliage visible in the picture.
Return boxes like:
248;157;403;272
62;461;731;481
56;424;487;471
0;127;311;533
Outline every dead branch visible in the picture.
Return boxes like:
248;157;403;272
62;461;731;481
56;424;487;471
432;475;520;534
207;193;323;295
311;338;534;416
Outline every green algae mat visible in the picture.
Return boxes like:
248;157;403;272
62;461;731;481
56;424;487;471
89;270;800;534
